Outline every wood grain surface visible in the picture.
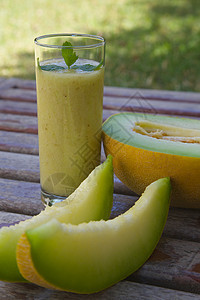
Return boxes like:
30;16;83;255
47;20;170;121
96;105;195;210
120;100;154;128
0;77;200;299
0;280;199;300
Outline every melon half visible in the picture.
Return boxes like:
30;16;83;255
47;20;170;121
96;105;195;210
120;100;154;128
102;112;200;208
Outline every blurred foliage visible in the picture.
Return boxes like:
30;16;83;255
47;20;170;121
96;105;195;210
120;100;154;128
0;0;199;91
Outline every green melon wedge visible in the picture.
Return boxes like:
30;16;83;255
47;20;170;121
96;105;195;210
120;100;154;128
0;155;113;282
17;177;171;294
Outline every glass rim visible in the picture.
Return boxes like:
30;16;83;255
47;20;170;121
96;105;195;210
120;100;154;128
34;33;105;49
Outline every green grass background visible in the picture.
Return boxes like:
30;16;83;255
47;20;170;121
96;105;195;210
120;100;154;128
0;0;199;91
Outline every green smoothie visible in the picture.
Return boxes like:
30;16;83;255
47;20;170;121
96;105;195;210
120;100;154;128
36;58;104;197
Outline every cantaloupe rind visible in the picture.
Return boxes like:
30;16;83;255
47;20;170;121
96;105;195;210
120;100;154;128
16;178;171;294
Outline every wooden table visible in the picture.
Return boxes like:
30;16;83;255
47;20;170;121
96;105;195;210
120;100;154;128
0;77;200;299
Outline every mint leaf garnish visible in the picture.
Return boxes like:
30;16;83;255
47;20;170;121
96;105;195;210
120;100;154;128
40;65;65;71
37;58;65;72
71;64;96;71
37;44;103;72
71;59;104;72
62;41;78;69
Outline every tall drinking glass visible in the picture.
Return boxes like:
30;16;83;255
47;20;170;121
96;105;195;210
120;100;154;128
34;34;105;205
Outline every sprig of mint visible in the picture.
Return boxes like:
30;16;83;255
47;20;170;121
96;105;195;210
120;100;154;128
37;41;104;72
71;59;104;72
62;41;78;69
37;57;65;71
40;65;65;71
61;41;103;71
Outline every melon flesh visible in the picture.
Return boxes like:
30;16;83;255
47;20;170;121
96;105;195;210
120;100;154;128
0;155;113;282
17;177;171;294
133;120;200;143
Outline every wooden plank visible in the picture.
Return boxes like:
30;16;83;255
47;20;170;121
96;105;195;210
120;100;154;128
0;211;30;226
0;88;36;102
104;86;200;103
0;78;17;90
165;207;200;243
0;100;37;116
0;78;36;90
0;210;199;295
0;78;7;87
0;179;42;215
0;280;199;299
103;96;200;117
0;178;199;244
0;130;38;154
129;237;200;295
10;78;36;90
102;109;200;123
0;151;40;183
0;113;38;134
113;175;135;196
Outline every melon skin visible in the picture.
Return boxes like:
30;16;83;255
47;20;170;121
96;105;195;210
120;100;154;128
0;155;113;282
102;113;200;209
17;178;171;294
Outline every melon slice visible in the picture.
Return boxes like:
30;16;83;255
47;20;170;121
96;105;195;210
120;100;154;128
0;155;113;282
17;177;171;294
102;112;200;208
